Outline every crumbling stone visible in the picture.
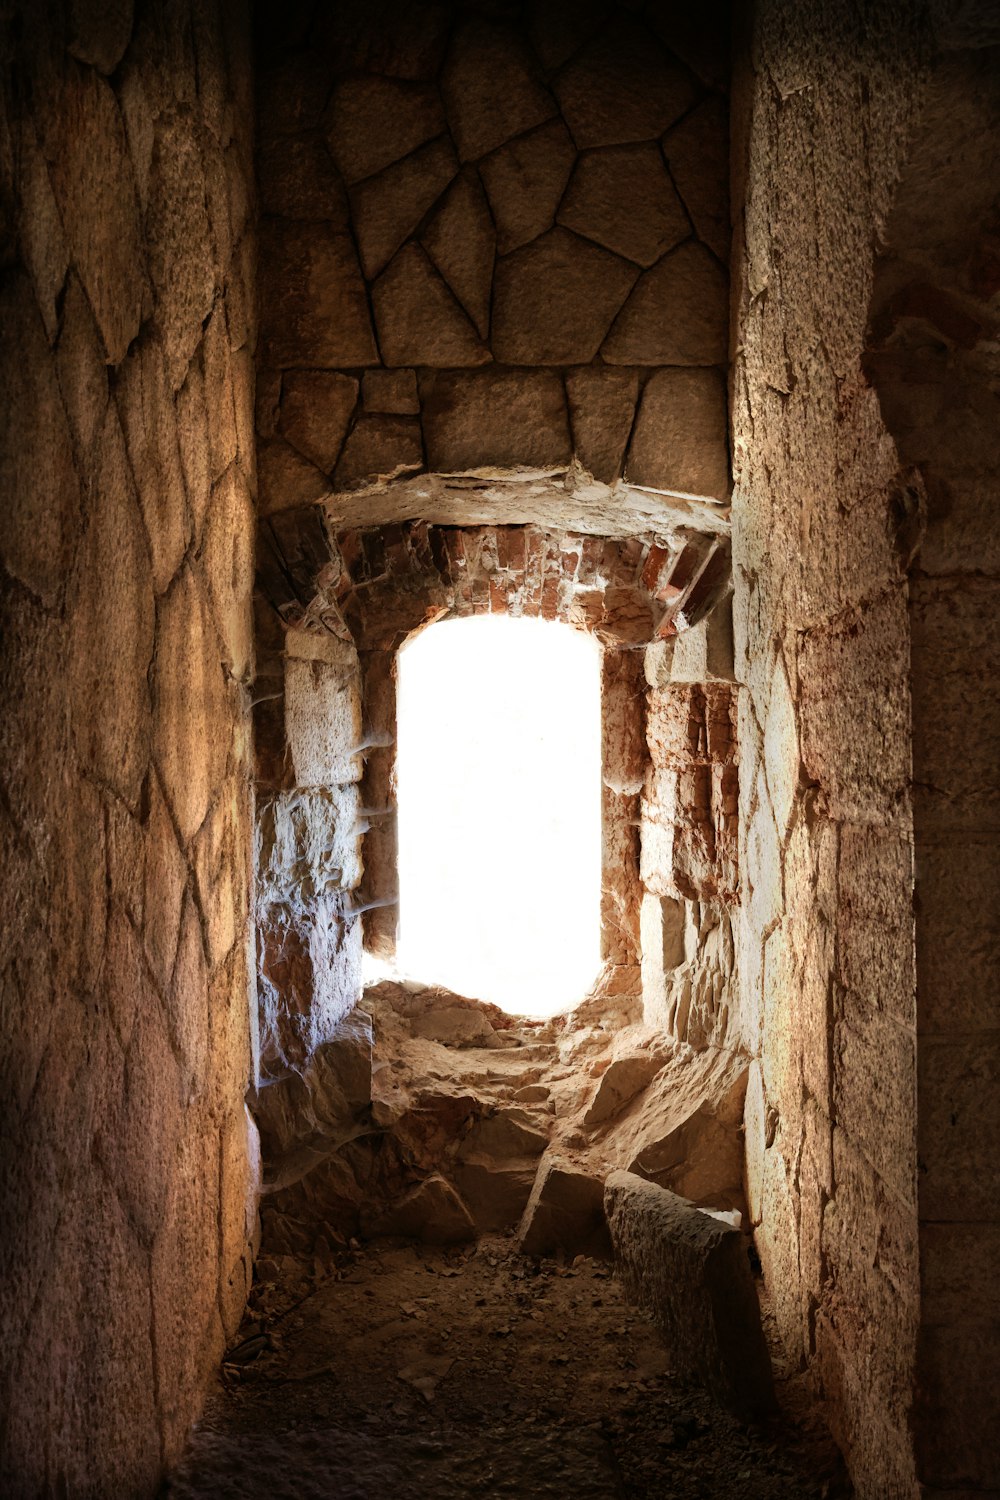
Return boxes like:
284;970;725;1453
605;1172;775;1417
583;1053;665;1126
518;1157;611;1258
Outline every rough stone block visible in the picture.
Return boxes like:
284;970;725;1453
663;95;730;262
362;368;420;415
493;228;638;365
373;242;490;367
421;369;571;472
442;16;555;161
518;1157;611;1258
285;653;362;786
460;1108;549;1160
605;1172;775;1416
421;168;495;338
566;367;639;483
626;367;729;498
604;242;728;366
558;144;689;267
257;135;349;222
334;414;424;491
325;75;445;184
452;1157;538;1233
553;21;697;148
350;136;458;279
259;221;377;368
478;118;576;254
583;1053;664;1125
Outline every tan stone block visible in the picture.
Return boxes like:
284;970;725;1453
373;241;490;367
833;1001;916;1209
553;19;697;148
176;355;212;533
0;275;81;604
151;1106;225;1464
167;889;210;1094
153;564;231;843
259;221;377;368
918;1034;1000;1221
421;369;571;472
478;117;576;254
442;15;555;162
626;366;729;498
559;144;689;268
115;333;190;594
493;227;638;365
48;64;146;365
285;655;362;786
421;168;495;338
361;368;419;416
69;408;154;807
351;136;457;280
334;415;424;491
257;435;330;516
54;270;109;458
202;466;255;683
143;772;189;994
325;75;445;184
201;302;238;483
192;793;240;974
604;241;728;366
146;104;218;387
17;122;69;342
566;367;639;483
276;371;358;477
663;95;730;261
837;823;915;1024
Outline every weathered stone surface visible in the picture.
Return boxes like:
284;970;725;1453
257;135;349;222
54;270;108;456
663;96;730;262
362;368;419;415
202;467;254;683
0;276;80;604
519;1158;611;1258
69;409;154;806
255;1010;373;1157
626;368;729;499
583;1053;664;1125
279;371;359;473
421;169;496;338
421;369;571;472
67;0;134;75
153;565;231;843
48;65;146;365
558;145;690;267
442;17;556;161
363;1174;475;1244
285;649;362;786
412;1006;498;1048
460;1108;549;1159
493;228;638;365
325;76;445;184
334;415;424;492
17;125;70;343
603;242;728;365
553;22;698;148
452;1157;537;1232
350;137;458;279
373;243;491;367
479;119;576;254
605;1172;775;1416
257;436;330;516
116;334;190;594
259;221;377;368
145;104;218;387
566;367;639;483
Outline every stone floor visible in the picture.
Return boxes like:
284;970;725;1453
165;1237;851;1500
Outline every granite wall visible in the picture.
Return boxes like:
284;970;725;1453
0;3;258;1492
253;0;732;511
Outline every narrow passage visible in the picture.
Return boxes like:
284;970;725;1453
167;1238;849;1500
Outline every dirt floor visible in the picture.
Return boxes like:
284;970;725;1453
165;1237;851;1500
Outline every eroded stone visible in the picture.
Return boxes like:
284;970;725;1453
259;221;377;368
334;415;424;492
493;228;638;365
558;145;690;267
604;242;728;366
363;1174;475;1244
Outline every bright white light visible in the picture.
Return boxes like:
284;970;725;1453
395;614;602;1019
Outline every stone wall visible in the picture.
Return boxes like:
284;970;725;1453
254;0;731;510
0;4;258;1492
731;5;929;1495
864;40;1000;1492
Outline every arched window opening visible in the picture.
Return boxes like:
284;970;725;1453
395;614;602;1018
